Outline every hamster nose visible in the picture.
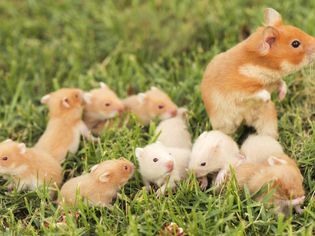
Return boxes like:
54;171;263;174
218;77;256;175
166;161;174;172
170;109;177;116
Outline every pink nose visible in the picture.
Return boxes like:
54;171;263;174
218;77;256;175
166;161;174;172
170;109;177;116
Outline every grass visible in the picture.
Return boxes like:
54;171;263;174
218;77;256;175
0;0;314;235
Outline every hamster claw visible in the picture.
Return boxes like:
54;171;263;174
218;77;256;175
198;176;208;190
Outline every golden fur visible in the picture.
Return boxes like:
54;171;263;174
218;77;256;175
60;158;134;206
35;88;95;163
201;8;315;138
0;140;62;191
123;87;178;125
83;83;124;135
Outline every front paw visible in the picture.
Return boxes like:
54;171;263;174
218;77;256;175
278;80;287;101
198;176;208;190
255;90;271;102
214;169;228;187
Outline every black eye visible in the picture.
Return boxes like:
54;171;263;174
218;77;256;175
153;158;158;162
158;105;164;109
105;103;111;107
2;157;8;161
200;162;206;166
291;40;300;48
124;165;128;170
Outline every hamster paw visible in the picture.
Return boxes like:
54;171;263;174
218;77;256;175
278;80;287;101
198;176;208;190
294;205;304;214
255;89;271;102
214;169;228;187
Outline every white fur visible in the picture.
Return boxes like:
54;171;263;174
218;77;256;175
99;82;108;89
83;92;92;104
156;108;191;149
239;57;309;84
254;89;271;102
0;164;28;176
241;135;284;163
189;130;241;177
136;142;190;196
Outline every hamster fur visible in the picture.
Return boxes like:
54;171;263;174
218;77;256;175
123;86;178;125
235;155;305;215
155;108;192;150
60;158;134;206
189;130;244;189
201;8;315;138
241;134;284;163
83;82;124;135
35;88;98;163
0;139;62;193
135;142;190;196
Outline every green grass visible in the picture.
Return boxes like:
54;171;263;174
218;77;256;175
0;0;314;235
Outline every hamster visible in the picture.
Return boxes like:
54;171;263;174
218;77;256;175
123;87;178;125
201;8;315;139
35;88;98;163
155;108;192;150
60;158;134;207
241;135;284;163
135;142;190;196
83;82;125;135
189;131;244;189
235;155;305;215
0;139;62;192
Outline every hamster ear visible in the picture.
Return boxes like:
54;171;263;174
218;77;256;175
41;94;50;104
259;26;279;56
99;82;108;89
150;86;158;91
90;164;99;173
99;171;110;183
18;143;26;155
135;148;143;160
137;93;146;104
62;97;71;108
268;155;287;166
83;92;92;104
264;8;282;26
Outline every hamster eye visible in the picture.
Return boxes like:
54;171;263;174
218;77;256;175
105;103;111;107
158;105;164;109
75;94;79;99
124;165;128;170
1;156;8;161
200;162;206;166
291;40;300;48
153;158;159;162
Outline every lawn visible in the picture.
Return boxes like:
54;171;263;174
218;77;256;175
0;0;314;235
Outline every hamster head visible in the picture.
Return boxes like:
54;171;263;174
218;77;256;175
84;83;125;119
0;139;28;175
138;87;178;120
135;142;175;181
41;88;85;118
90;158;134;187
189;131;241;177
246;8;315;75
